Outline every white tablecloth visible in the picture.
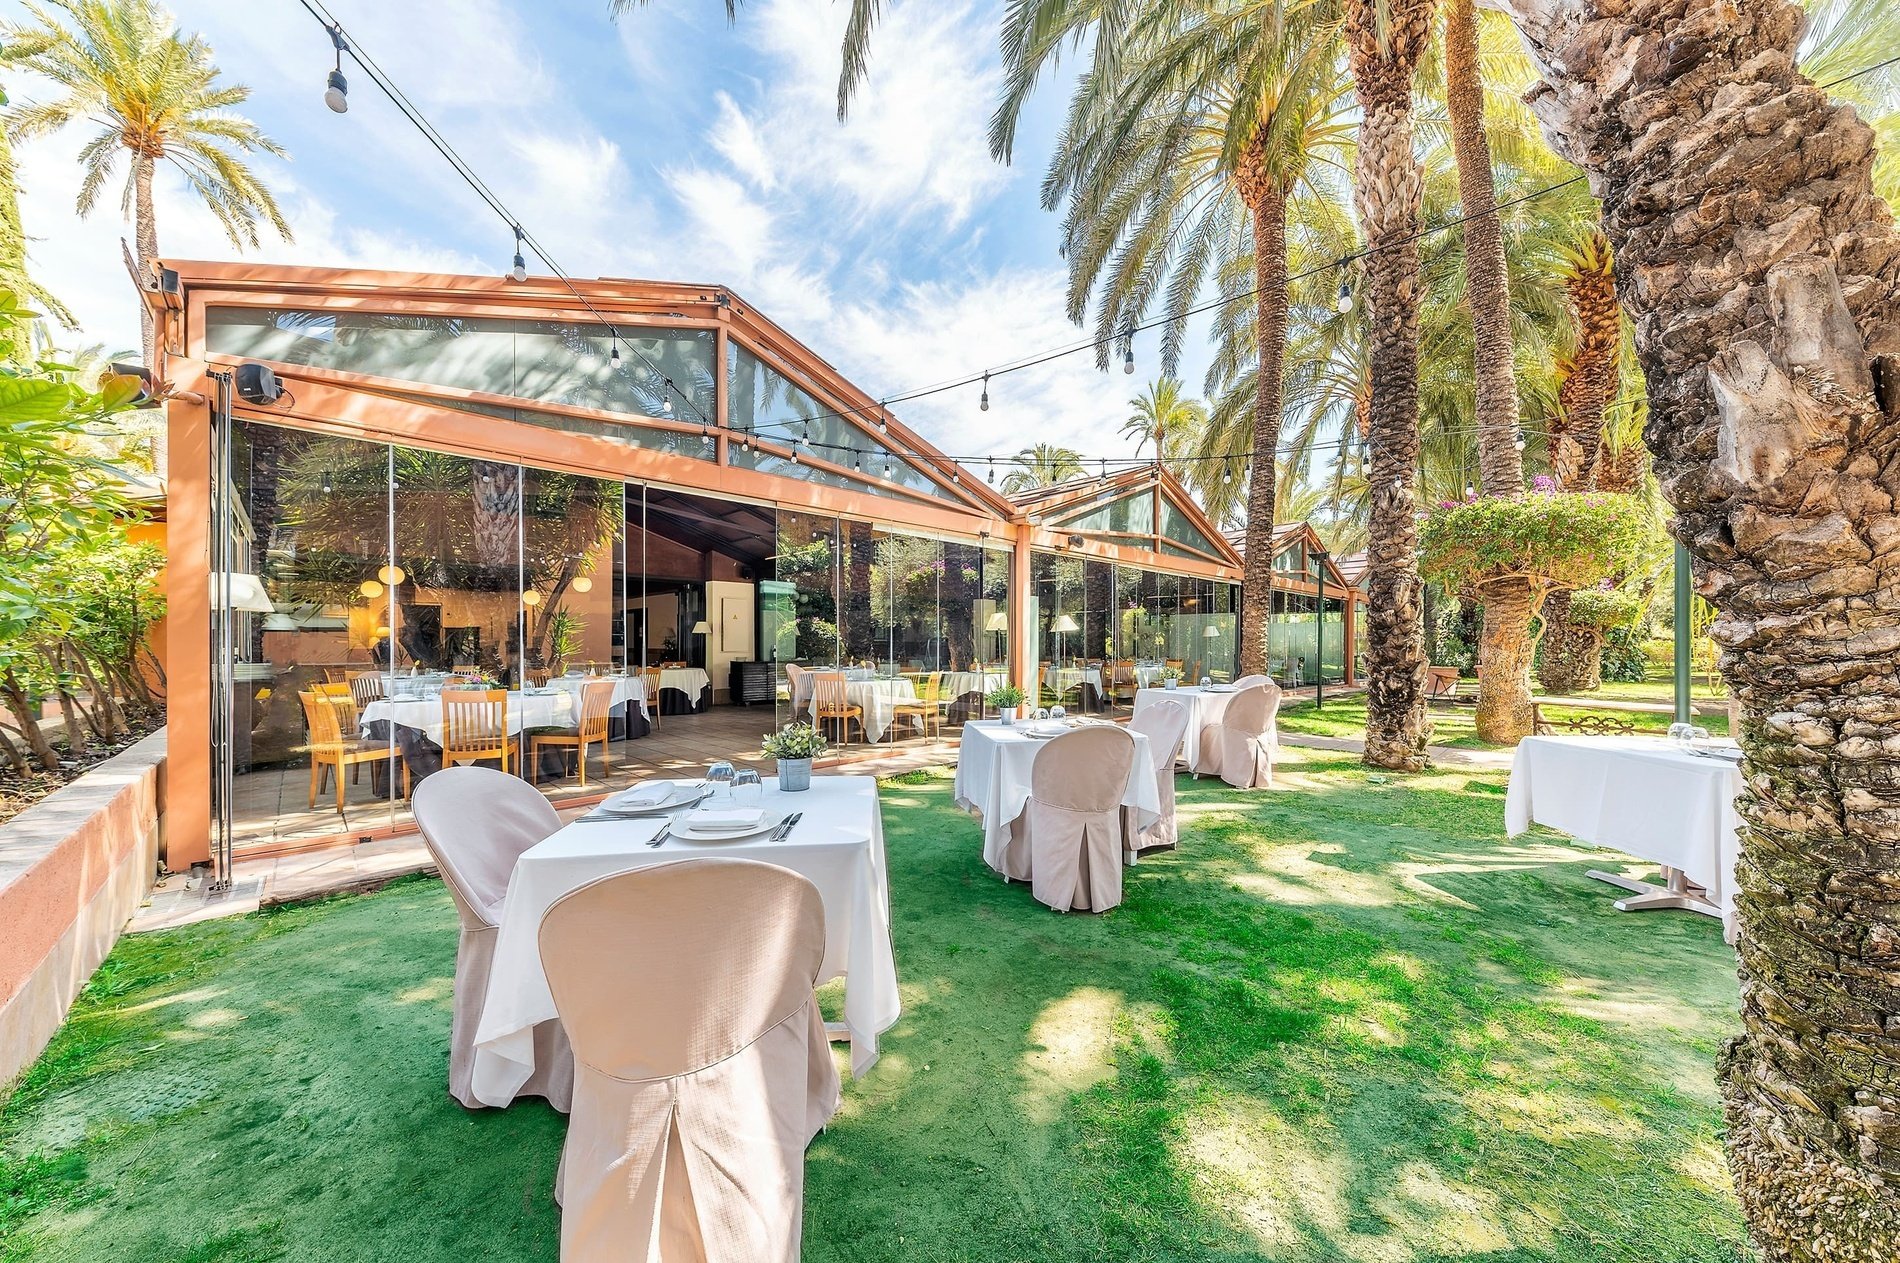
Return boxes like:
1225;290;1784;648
1041;666;1104;697
360;689;573;745
916;669;1009;703
1504;734;1744;914
848;678;920;743
953;720;1159;870
543;673;649;719
654;666;711;701
1132;685;1264;774
471;774;900;1105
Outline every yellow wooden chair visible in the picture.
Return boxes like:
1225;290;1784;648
441;688;518;774
891;671;943;741
526;667;552;688
300;689;407;811
347;670;385;711
811;671;863;745
639;666;664;730
529;678;616;786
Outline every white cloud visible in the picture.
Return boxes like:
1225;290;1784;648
708;92;777;190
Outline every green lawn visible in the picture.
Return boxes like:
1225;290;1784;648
2;753;1750;1261
1277;696;1729;750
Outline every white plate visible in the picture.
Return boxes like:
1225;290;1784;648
671;809;784;842
1205;684;1237;693
599;781;707;816
1023;724;1068;739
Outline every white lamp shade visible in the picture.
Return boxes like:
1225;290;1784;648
1052;614;1080;633
212;572;275;614
1203;624;1221;638
985;612;1009;632
691;620;711;634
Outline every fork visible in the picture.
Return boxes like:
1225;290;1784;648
770;812;803;842
646;821;673;848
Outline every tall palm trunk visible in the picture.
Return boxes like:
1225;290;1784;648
1539;231;1623;693
1447;0;1536;741
1347;0;1435;770
1499;0;1900;1255
131;152;158;370
1235;138;1289;679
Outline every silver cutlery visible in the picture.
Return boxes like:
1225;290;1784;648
770;812;803;842
647;822;673;848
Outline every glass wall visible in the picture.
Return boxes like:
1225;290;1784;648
1030;552;1239;714
1267;591;1349;686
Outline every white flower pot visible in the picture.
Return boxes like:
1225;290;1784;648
999;706;1020;726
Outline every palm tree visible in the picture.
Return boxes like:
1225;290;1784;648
998;443;1086;497
1120;378;1205;464
612;0;881;119
989;1;1354;681
1345;0;1437;769
1492;0;1900;1254
0;0;290;368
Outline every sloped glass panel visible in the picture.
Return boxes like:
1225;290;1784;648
207;307;717;423
1056;489;1153;535
1159;499;1220;557
727;344;959;502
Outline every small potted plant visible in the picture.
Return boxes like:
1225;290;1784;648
762;722;826;791
1161;665;1182;690
986;683;1026;725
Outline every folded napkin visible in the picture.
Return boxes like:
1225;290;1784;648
1206;684;1237;693
686;808;766;832
608;783;674;810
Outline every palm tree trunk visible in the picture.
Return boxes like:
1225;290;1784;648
1237;172;1289;679
1447;0;1537;742
1535;590;1597;693
1347;0;1435;771
1551;231;1620;489
1445;0;1523;497
132;152;159;370
1499;0;1900;1255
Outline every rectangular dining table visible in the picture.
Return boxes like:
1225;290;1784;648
1505;733;1744;926
953;719;1159;876
469;774;901;1106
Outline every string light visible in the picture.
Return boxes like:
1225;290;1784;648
1513;428;1527;451
609;340;620;369
1122;326;1136;375
323;23;349;112
979;373;990;412
701;428;714;448
509;226;528;283
1336;281;1353;315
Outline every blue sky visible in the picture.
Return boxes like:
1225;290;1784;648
7;0;1213;465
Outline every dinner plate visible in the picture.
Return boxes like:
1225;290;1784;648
671;809;784;842
1205;684;1237;693
597;781;708;817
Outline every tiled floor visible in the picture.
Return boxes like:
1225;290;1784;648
143;706;964;931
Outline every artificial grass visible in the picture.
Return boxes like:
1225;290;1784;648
2;752;1750;1261
1276;698;1729;750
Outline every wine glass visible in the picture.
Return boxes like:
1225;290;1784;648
705;760;737;803
731;769;762;808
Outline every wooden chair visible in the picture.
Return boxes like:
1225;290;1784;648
441;688;519;774
810;671;863;745
527;667;552;688
323;666;351;684
892;672;942;741
347;670;385;710
311;681;359;730
639;666;664;729
1188;659;1203;683
300;689;408;811
529;679;616;786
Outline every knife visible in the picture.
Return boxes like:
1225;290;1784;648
771;812;803;842
646;821;673;848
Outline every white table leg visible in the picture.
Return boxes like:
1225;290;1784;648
1584;865;1722;919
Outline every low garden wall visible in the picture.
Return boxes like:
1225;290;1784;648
0;729;166;1092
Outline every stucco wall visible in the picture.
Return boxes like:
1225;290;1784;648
0;730;166;1092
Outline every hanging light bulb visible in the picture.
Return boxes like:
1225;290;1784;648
979;372;990;412
1513;428;1527;451
1393;478;1404;493
1464;484;1475;497
854;453;863;472
951;468;960;485
509;226;528;283
609;340;620;369
701;428;714;448
323;24;349;112
571;576;593;593
1122;337;1136;375
1336;281;1354;315
741;434;751;453
987;461;996;485
790;447;801;465
884;459;894;479
321;471;333;494
878;407;889;435
662;391;674;417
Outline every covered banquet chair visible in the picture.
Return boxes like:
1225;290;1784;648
538;859;840;1263
1005;725;1137;913
1124;697;1188;859
411;765;574;1112
1197;680;1281;789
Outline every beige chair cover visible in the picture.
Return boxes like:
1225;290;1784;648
1230;674;1269;691
1198;681;1281;789
412;766;574;1112
1007;726;1137;913
1125;699;1188;856
539;860;840;1263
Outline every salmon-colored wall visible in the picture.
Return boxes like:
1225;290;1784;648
165;373;212;869
125;520;169;700
0;733;165;1012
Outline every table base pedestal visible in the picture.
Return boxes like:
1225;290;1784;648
1585;865;1722;919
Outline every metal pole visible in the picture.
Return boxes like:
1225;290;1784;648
208;371;234;894
1673;539;1693;725
1314;563;1326;710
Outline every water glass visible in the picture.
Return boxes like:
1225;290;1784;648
731;769;762;808
1050;705;1066;721
1200;676;1213;688
1668;722;1697;750
705;760;737;804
